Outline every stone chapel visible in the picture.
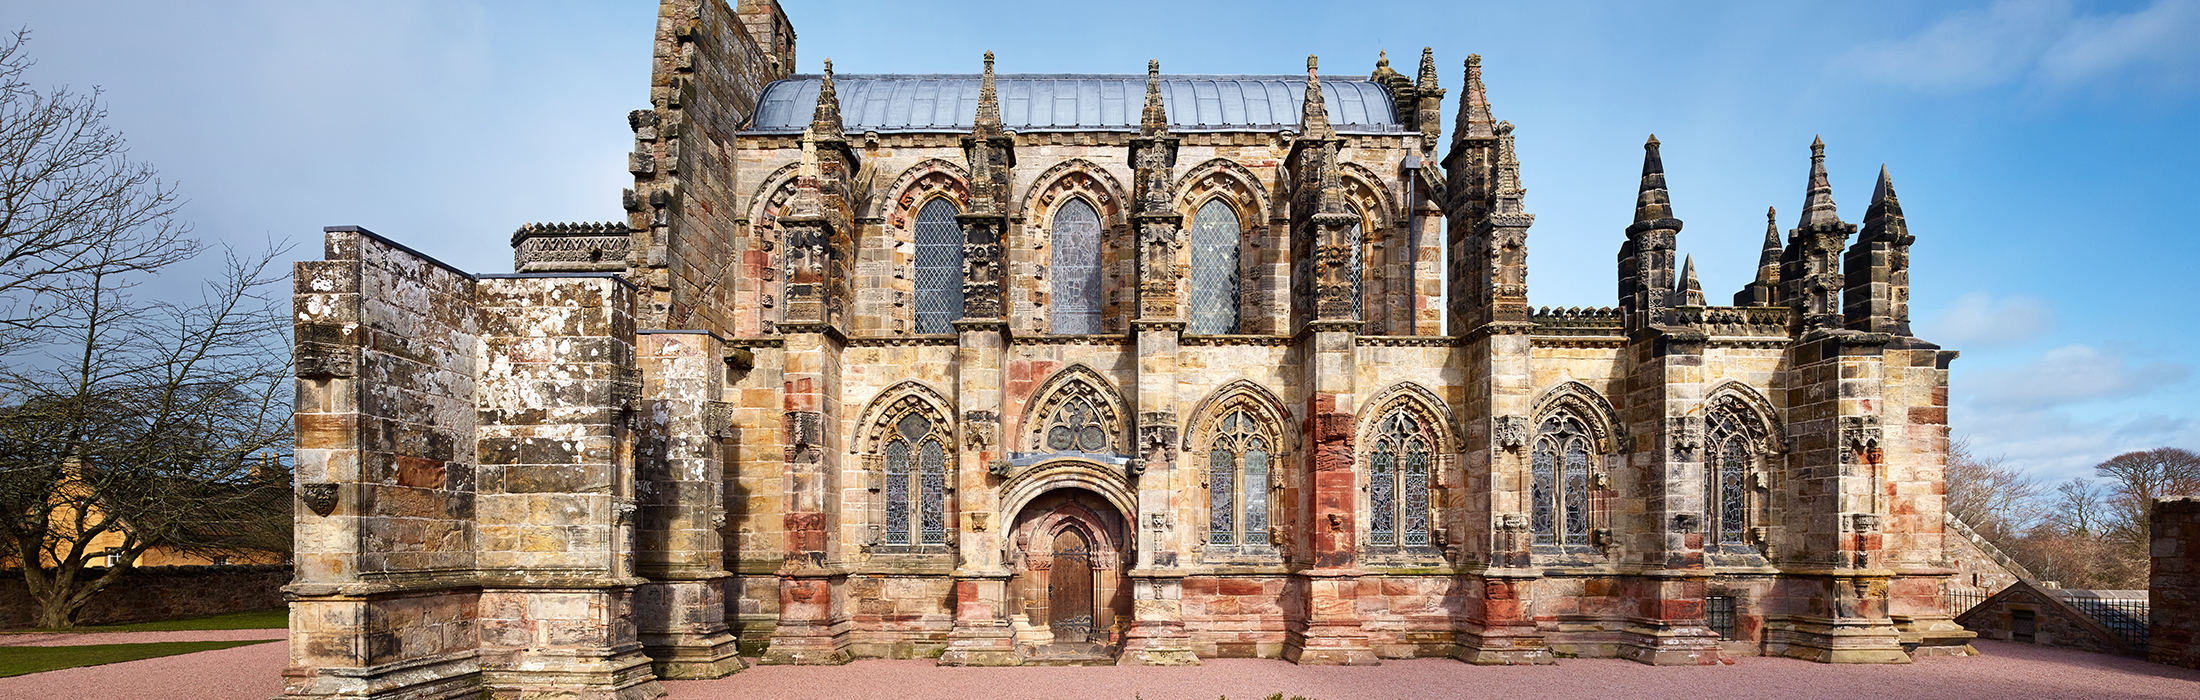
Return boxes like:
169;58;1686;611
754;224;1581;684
281;0;1977;697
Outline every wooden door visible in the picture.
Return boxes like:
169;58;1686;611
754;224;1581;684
1048;529;1094;642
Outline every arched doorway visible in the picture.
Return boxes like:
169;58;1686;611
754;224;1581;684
1008;487;1128;660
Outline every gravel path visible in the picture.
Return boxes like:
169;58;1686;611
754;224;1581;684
0;628;287;647
4;639;2197;700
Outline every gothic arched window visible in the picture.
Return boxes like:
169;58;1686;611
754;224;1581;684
912;198;964;334
1705;409;1756;547
1206;410;1270;546
882;413;949;545
1050;198;1103;334
1368;410;1432;547
1531;411;1594;547
1185;199;1240;334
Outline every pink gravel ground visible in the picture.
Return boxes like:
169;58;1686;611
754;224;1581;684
4;639;2199;700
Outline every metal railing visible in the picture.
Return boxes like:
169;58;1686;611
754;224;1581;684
1942;587;1990;616
2063;596;2149;652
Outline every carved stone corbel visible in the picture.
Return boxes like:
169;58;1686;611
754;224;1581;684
300;483;339;516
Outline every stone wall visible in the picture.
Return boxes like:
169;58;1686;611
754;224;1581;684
1955;581;2137;657
0;565;290;629
2151;497;2200;668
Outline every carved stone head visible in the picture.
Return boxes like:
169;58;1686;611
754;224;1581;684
300;483;339;517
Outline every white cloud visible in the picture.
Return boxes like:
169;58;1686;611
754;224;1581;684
1920;292;2057;349
1838;0;2200;91
1953;403;2199;483
1968;344;2190;408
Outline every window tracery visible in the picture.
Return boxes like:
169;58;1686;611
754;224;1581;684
1368;409;1432;547
882;412;949;545
912;198;964;333
1185;199;1241;334
1531;410;1595;547
1703;397;1771;549
1206;410;1271;546
1023;368;1126;457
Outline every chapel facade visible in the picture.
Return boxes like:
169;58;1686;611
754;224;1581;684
281;1;1975;697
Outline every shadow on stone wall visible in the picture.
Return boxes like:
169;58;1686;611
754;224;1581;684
0;565;290;629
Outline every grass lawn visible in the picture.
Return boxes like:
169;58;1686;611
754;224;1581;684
0;640;273;678
11;608;287;634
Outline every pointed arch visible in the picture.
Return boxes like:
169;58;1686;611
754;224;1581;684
1703;381;1782;452
1357;382;1454;550
1181;380;1292;451
1185;380;1291;550
1172;158;1269;224
1529;381;1622;454
854;380;956;547
1703;381;1781;550
854;380;956;455
736;162;804;335
1020;364;1131;457
1020;158;1129;224
878;158;971;226
1355;381;1459;452
1336;162;1397;229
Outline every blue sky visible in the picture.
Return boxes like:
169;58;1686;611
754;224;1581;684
5;0;2195;485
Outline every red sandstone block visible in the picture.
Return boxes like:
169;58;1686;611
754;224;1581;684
1219;579;1261;596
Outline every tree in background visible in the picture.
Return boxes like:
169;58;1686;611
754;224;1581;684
1945;440;2200;590
1945;438;2043;542
0;29;291;629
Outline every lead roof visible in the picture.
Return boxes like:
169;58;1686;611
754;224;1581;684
748;74;1404;135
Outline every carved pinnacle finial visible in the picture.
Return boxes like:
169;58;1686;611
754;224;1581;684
1455;53;1495;145
1677;255;1706;306
1377;50;1389;68
1302;55;1331;136
1141;59;1167;136
1862;164;1909;242
809;57;843;138
975;51;1001;131
1629;134;1678;234
1800;136;1841;229
1417;47;1438;90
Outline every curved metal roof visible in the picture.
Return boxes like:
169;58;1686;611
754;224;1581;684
749;74;1402;134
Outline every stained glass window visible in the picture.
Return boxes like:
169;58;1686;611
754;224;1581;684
1051;198;1103;334
1368;410;1430;548
1707;411;1754;547
1185;200;1240;334
1532;412;1595;547
920;439;946;544
882;412;948;547
883;440;911;545
1208;410;1271;548
1209;446;1235;545
912;199;964;333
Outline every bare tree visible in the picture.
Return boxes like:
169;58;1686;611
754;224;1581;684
0;30;291;629
1944;437;2042;541
2095;447;2200;546
0;29;197;352
2049;478;2106;537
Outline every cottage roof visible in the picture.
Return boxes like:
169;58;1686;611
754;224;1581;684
748;74;1403;134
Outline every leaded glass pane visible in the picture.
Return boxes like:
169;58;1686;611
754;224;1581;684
1369;438;1396;546
919;438;947;544
1402;438;1431;547
1562;437;1590;546
1531;438;1556;546
1209;447;1235;544
1185;200;1240;334
1719;439;1749;545
1347;222;1364;321
883;440;910;545
897;413;930;442
1244;438;1269;545
1050;198;1103;334
912;199;964;333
